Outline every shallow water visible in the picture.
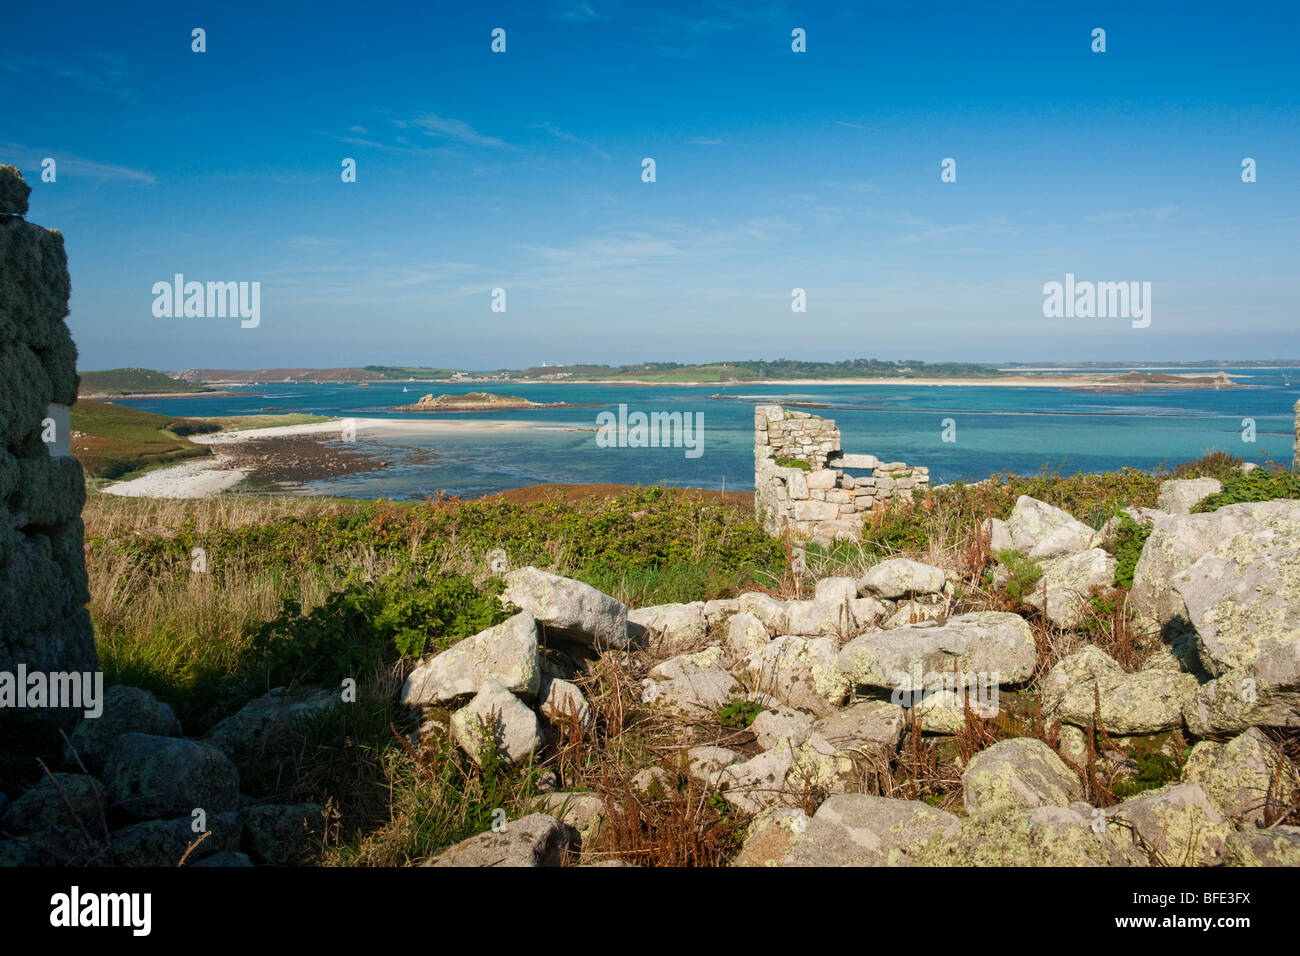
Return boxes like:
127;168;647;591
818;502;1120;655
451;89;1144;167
115;370;1299;499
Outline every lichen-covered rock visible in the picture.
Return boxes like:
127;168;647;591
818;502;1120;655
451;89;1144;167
104;734;239;820
1022;548;1116;629
911;804;1148;866
749;705;813;750
686;745;743;786
1105;782;1232;866
783;599;875;638
64;684;182;773
1042;648;1197;735
1224;826;1300;866
1182;643;1300;736
241;803;326;865
911;686;1000;734
538;793;606;848
205;686;337;769
424;813;577;867
627;602;706;651
1170;508;1300;675
997;496;1099;560
736;592;789;634
783;794;959;867
539;677;593;731
502;567;628;649
401;612;540;707
731;806;808;867
641;645;740;718
838;611;1035;690
813;576;858;605
109;811;241;867
723;611;769;661
1130;501;1300;636
703;598;739;631
2;772;105;862
630;766;675;800
962;738;1082;814
449;679;544;767
719;745;798;814
1181;727;1295;827
858;558;945;599
741;635;849;716
1157;478;1222;515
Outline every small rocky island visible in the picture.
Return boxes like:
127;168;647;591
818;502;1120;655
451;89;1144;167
391;391;575;413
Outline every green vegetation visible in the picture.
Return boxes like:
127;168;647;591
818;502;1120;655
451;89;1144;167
197;413;334;431
1193;468;1300;512
1112;515;1152;589
992;549;1043;603
773;455;810;471
512;358;1005;382
717;699;763;728
78;367;211;396
69;400;213;479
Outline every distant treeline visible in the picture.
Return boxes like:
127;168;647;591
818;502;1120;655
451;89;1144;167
513;359;1004;380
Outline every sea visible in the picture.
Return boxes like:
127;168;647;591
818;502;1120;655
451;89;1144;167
112;369;1300;501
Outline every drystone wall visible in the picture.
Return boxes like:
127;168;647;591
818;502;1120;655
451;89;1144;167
0;165;96;704
754;404;929;542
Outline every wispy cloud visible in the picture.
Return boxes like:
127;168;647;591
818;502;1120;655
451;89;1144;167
1;53;139;106
1083;206;1179;223
406;113;515;150
834;120;882;132
533;122;611;160
0;143;155;184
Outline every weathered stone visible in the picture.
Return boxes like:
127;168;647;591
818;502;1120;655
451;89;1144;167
641;645;740;717
205;686;337;769
538;792;606;848
1022;548;1116;629
686;745;743;786
424;813;577;867
1130;501;1300;636
1181;727;1294;826
813;576;857;605
858;558;945;599
627;602;707;651
502;567;628;649
110;811;241;867
1224;826;1300;866
1042;647;1197;734
449;679;544;767
742;635;849;717
783;794;960;867
2;773;105;862
105;734;239;820
1157;477;1222;515
539;677;594;731
1105;782;1231;866
64;684;181;774
1171;508;1300;675
736;592;789;634
191;850;253;867
723;611;769;661
1182;641;1300;736
749;705;814;750
719;746;798;814
911;804;1147;867
630;766;675;800
838;611;1036;689
731;806;809;867
962;738;1082;814
401;612;540;706
1001;496;1099;559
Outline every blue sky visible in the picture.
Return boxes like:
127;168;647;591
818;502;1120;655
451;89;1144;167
3;0;1298;370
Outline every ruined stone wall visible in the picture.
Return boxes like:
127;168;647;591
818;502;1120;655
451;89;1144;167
754;404;929;542
0;165;97;693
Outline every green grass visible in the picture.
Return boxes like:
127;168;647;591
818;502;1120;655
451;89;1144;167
199;413;336;431
70;400;213;479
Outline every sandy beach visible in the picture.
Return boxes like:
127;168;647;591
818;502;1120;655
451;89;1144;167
97;417;539;499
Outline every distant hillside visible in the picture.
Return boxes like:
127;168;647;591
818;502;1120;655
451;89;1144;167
177;367;389;384
79;368;211;396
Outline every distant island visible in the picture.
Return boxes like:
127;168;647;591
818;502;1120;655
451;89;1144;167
390;392;579;413
78;367;227;398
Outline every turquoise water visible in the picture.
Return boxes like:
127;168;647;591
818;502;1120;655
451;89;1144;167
115;370;1299;499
